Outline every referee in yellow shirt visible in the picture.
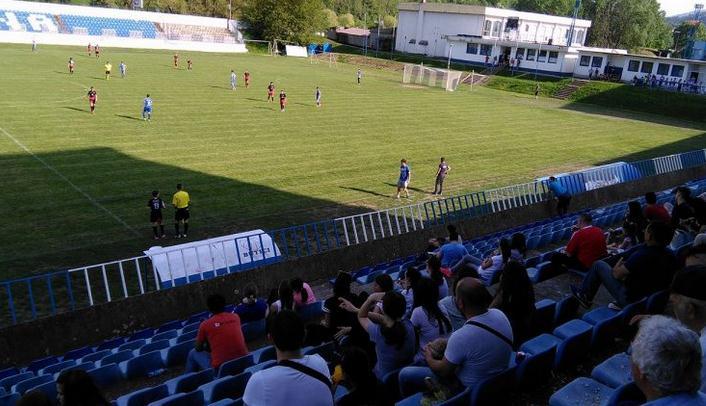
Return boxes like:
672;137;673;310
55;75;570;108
172;183;190;238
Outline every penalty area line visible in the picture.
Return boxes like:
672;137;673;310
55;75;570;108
0;127;140;237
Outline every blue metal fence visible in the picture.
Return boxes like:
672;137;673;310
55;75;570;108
2;149;705;326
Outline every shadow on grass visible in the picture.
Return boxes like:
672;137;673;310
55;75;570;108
63;106;88;113
383;182;429;194
115;114;143;121
595;132;706;165
339;186;390;198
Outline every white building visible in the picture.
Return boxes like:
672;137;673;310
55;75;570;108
396;2;592;76
575;48;706;83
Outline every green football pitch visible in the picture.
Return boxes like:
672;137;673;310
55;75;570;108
1;43;704;277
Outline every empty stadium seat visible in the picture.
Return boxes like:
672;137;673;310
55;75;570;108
645;290;669;314
207;398;240;406
0;372;33;392
0;369;18;382
470;366;516;405
217;355;254;378
162;340;195;367
515;347;556;389
174;330;198;345
181;322;201;335
147;390;205;406
552;319;593;371
185;312;210;325
582;308;622;348
591;353;632;389
151;330;179;343
12;374;53;395
165;369;214;395
554;297;578;326
303;342;336;362
116;385;169;406
197;372;250;404
99;350;134;368
119;339;148;353
530;299;556;336
96;337;126;351
157;320;184;334
24;380;57;402
39;359;75;376
241;320;266;342
606;382;645;405
243;360;275;375
549;377;613;406
139;340;171;356
395;392;423;406
25;356;60;374
251;345;275;364
55;361;95;378
63;346;94;361
88;364;123;388
298;301;324;321
0;393;19;406
120;351;165;379
81;350;113;364
128;328;155;342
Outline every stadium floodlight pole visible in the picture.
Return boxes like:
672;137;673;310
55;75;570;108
566;0;581;47
447;42;454;70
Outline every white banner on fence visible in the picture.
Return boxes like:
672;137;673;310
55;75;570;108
144;230;280;285
285;45;308;57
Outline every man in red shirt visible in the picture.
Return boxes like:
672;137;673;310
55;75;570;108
185;294;249;372
643;192;671;223
552;213;607;272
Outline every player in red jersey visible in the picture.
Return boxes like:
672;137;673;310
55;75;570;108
87;43;92;57
94;44;100;58
173;53;179;68
87;86;97;114
267;82;275;102
68;57;75;74
244;71;250;88
279;89;287;112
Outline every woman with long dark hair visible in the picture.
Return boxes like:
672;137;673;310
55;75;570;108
624;200;647;243
426;255;449;298
56;370;110;406
291;277;316;307
269;280;295;315
410;278;452;364
510;233;527;260
490;260;535;347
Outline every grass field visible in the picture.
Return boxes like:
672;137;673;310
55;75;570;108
1;43;705;277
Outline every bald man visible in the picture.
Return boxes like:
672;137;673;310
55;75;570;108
399;277;514;397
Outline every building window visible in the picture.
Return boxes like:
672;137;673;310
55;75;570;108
466;43;478;54
548;51;558;64
671;65;685;77
526;48;536;61
591;56;603;68
537;50;547;62
576;30;584;44
483;20;492;36
627;60;640;72
492;21;501;37
640;62;653;74
480;44;492;56
516;48;525;59
580;55;590;66
525;24;530;32
657;63;670;75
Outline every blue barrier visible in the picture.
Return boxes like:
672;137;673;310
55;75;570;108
1;149;705;326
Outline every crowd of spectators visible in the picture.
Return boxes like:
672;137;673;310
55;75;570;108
631;74;706;95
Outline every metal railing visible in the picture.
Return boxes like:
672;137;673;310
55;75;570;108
2;149;705;326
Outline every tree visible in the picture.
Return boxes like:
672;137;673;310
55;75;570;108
382;14;396;28
323;8;338;28
514;0;573;16
241;0;326;44
338;13;355;27
587;0;671;50
673;20;706;56
143;0;188;14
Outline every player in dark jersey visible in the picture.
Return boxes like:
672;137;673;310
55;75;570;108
279;89;287;112
68;57;75;74
267;82;275;102
87;86;97;114
87;43;92;57
173;53;179;68
187;59;192;70
244;71;250;88
94;44;100;58
148;190;166;239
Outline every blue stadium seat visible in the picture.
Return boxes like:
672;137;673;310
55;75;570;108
207;399;238;406
161;340;195;368
99;350;134;368
382;368;402;402
515;347;556;389
591;353;632;389
96;337;126;352
197;372;250;404
151;330;179;343
165;369;214;395
25;380;57;402
243;360;275;375
0;368;18;382
12;374;53;395
303;342;336;362
0;393;19;406
118;339;147;353
530;299;556;336
157;320;185;334
217;355;254;378
55;361;95;378
298;301;324;322
241;320;266;342
119;351;165;379
356;271;382;285
128;328;155;342
395;392;423;406
251;345;275;364
63;346;94;361
81;350;113;364
0;372;33;392
26;356;60;374
116;385;169;406
552;319;593;371
439;387;470;405
139;340;171;356
180;322;201;335
470;366;515;405
147;390;204;406
39;359;76;376
549;377;613;406
174;330;198;345
519;334;560;356
554;297;578;326
645;290;669;315
185;312;209;326
88;364;123;388
582;307;623;348
606;382;645;405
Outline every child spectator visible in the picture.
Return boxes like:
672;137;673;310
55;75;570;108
291;277;316;307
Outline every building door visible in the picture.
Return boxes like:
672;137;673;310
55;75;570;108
691;72;699;81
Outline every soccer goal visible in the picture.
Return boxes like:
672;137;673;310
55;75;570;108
402;64;463;91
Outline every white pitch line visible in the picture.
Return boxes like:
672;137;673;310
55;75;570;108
0;127;139;236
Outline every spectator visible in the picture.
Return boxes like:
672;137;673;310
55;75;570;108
335;347;393;406
490;261;535;347
571;221;677;310
670;265;706;392
644;192;671;223
437;236;469;276
686;244;706;267
410;278;452;364
269;280;295;315
340;291;415;380
672;187;698;228
243;311;333;406
552;213;607;272
234;285;268;323
56;370;110;406
624;201;647;243
426;255;449;297
439;265;479;332
400;267;422;317
373;273;394;294
608;222;637;254
18;390;53;406
447;224;463;243
547;176;572;216
322;273;366;346
186;294;248;372
631;316;706;405
510;233;527;261
398;277;513;398
452;238;513;286
291;277;316;307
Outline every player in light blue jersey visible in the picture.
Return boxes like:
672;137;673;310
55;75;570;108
119;61;127;78
230;70;237;91
142;94;153;121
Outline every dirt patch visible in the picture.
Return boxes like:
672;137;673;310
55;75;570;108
335;54;407;72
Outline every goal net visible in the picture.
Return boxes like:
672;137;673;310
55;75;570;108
402;64;463;91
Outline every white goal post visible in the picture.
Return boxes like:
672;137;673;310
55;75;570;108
402;64;463;91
